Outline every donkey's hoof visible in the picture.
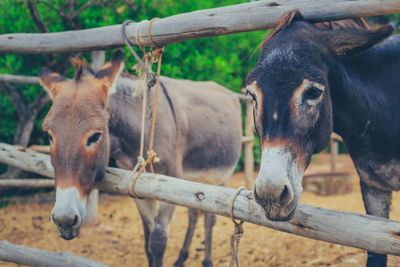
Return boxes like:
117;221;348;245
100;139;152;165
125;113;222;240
174;251;189;267
202;259;213;267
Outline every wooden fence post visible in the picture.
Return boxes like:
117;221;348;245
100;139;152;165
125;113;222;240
83;50;105;226
330;139;339;173
244;98;254;189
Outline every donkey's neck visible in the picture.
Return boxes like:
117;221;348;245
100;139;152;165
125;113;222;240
330;35;400;152
107;76;149;167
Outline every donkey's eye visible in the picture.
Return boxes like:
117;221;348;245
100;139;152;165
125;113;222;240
87;132;102;146
43;131;53;145
303;86;324;102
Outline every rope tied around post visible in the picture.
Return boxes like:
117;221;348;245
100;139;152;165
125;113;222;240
147;18;160;48
121;19;164;199
229;187;247;267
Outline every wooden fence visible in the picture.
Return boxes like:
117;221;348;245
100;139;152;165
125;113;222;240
1;142;400;256
1;0;400;265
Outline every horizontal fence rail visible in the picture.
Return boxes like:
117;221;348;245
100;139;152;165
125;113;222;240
0;179;54;188
0;241;107;267
0;0;399;53
0;74;252;100
1;142;400;255
0;74;40;84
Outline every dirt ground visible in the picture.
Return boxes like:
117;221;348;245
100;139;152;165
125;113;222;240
1;154;400;267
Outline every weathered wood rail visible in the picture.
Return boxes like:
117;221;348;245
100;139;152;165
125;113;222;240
1;142;400;256
0;178;53;188
0;74;40;84
1;0;399;53
0;241;107;267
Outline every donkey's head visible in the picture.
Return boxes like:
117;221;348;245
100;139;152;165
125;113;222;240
41;50;124;240
247;11;393;221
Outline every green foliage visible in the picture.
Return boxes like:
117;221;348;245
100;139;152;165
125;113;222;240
0;0;266;169
1;1;400;172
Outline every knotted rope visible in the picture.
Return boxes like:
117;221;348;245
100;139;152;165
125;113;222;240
121;19;164;198
229;187;247;267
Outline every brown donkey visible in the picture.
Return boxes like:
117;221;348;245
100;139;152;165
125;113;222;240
40;50;242;267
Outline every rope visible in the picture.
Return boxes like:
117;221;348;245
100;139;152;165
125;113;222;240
147;18;160;48
135;20;148;53
121;20;164;198
139;72;148;158
147;48;163;172
121;20;151;80
229;187;246;267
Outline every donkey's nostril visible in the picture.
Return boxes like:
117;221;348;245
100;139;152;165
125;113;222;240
280;186;289;203
72;214;80;227
279;185;293;204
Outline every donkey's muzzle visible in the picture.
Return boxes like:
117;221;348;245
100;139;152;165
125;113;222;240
58;224;81;240
51;187;86;240
52;212;82;240
253;185;296;221
253;147;303;221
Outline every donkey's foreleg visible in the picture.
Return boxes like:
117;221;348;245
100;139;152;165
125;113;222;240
134;198;158;267
203;212;216;267
174;208;200;267
150;202;176;267
360;181;392;267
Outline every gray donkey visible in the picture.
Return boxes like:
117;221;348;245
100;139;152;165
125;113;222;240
40;50;242;267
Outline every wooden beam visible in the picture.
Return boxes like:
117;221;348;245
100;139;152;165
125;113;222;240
1;142;400;255
0;179;54;188
331;132;343;142
241;136;254;143
243;99;255;188
0;74;40;84
83;51;106;226
234;92;251;101
330;139;339;173
0;241;108;267
29;145;50;153
0;74;253;105
1;0;399;53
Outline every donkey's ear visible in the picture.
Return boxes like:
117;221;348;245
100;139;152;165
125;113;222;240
97;49;125;95
323;25;394;57
40;67;66;100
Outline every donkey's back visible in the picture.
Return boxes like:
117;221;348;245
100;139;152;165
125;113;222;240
161;77;242;184
111;75;242;184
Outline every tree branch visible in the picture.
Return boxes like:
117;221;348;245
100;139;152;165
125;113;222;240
28;91;49;115
59;0;94;21
0;83;28;118
27;0;48;33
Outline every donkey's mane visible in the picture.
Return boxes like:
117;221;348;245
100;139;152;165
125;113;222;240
261;10;372;46
261;10;303;46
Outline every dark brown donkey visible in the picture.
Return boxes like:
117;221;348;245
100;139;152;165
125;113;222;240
247;11;398;267
40;50;242;267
